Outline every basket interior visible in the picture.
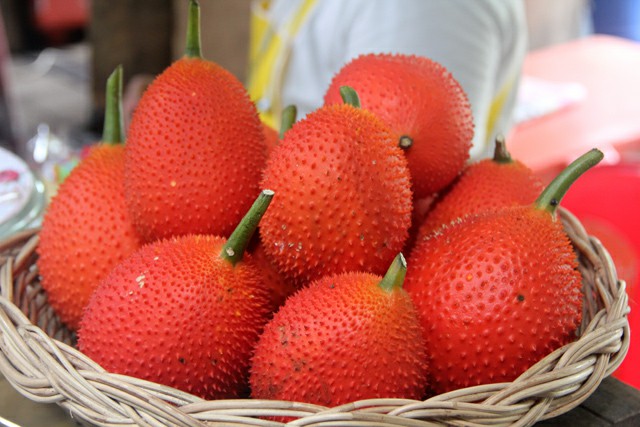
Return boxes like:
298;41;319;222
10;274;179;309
0;209;631;427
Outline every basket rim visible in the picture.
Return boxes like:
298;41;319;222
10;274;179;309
0;208;631;427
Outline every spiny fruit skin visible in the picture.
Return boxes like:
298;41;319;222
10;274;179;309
324;53;473;199
78;235;271;399
261;121;280;158
415;156;544;243
250;272;428;405
405;207;583;393
125;58;267;242
260;104;412;284
251;242;299;313
37;144;142;331
403;194;437;256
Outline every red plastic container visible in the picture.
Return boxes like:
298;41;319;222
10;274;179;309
561;162;640;388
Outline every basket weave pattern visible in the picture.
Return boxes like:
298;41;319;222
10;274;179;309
0;209;630;427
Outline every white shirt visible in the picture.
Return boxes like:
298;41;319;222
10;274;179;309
252;0;527;160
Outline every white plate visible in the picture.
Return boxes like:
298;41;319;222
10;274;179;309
0;147;45;238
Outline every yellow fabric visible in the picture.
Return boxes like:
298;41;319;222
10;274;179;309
247;0;318;129
485;77;515;144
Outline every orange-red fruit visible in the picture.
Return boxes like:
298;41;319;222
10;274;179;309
405;207;583;393
324;53;473;199
251;242;299;312
260;104;412;284
78;235;271;399
403;194;437;256
37;145;142;331
125;58;267;242
250;272;428;405
261;121;280;158
415;153;544;242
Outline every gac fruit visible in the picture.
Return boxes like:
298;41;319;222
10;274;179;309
324;53;473;199
260;89;412;284
405;149;603;393
78;191;274;399
124;0;266;242
415;135;543;242
250;254;428;406
37;67;142;330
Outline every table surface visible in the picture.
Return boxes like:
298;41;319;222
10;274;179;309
1;371;639;426
1;373;78;427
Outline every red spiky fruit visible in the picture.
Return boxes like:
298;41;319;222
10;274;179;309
78;191;274;399
251;242;298;312
262;104;298;159
262;121;280;158
250;254;428;406
414;136;543;243
124;1;266;242
38;145;142;331
402;194;437;256
324;53;473;199
37;67;142;331
259;92;412;284
404;149;603;393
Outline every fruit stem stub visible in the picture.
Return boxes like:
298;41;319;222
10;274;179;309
535;148;604;216
221;190;274;266
340;86;361;108
102;65;125;145
399;136;413;150
379;253;407;292
185;0;202;58
492;134;512;164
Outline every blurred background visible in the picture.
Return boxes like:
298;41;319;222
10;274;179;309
1;0;634;167
0;0;254;161
0;0;601;160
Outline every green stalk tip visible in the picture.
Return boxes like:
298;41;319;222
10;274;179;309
279;105;297;139
379;253;407;292
185;0;202;58
221;190;274;266
535;148;604;215
492;134;512;164
102;65;125;144
340;86;361;108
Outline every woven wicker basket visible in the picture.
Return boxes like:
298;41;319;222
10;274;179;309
0;208;630;427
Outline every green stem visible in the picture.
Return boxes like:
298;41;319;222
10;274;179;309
221;190;274;266
492;134;512;164
279;105;297;139
185;0;202;58
102;65;124;145
379;253;407;292
340;86;361;108
535;148;604;215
